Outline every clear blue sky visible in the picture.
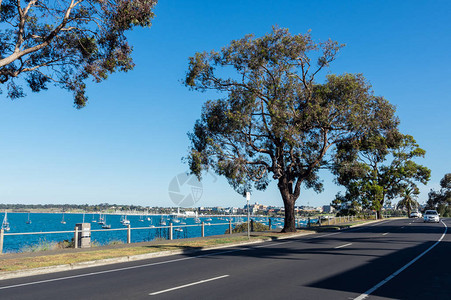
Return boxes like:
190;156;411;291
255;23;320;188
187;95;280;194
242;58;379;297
0;0;450;208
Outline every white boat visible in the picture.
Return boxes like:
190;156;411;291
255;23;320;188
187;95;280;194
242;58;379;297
2;211;10;231
159;216;166;226
121;215;130;226
61;212;66;224
98;214;105;225
206;218;212;222
102;216;111;229
175;228;183;232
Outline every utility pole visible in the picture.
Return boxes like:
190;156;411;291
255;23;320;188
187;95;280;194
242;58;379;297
246;192;250;240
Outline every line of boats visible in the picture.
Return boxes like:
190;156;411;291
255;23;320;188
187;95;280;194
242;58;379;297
1;211;276;232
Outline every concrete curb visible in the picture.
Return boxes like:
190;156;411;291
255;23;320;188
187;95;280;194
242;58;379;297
0;219;393;281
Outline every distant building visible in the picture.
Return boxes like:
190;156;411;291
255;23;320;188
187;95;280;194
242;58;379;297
322;205;335;213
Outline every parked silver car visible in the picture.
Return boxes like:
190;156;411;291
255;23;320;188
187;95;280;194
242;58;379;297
423;210;440;223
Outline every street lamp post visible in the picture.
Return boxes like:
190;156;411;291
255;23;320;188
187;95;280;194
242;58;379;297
246;192;250;240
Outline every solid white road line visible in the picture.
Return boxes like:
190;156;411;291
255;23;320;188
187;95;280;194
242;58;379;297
149;275;229;296
353;220;448;300
334;243;352;249
0;249;240;291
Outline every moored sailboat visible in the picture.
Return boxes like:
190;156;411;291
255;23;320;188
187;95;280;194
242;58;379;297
101;216;111;229
2;211;10;231
26;212;32;224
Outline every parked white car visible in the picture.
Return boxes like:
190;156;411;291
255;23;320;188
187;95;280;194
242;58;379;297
423;210;440;223
410;211;421;218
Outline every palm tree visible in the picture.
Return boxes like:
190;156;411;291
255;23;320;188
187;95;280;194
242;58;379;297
397;186;420;217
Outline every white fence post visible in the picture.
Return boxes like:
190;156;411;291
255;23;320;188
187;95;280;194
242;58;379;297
0;229;4;254
127;224;131;244
201;222;205;237
74;226;78;249
169;223;173;240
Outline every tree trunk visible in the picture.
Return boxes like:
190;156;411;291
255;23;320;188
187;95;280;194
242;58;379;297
278;180;297;232
376;209;383;220
282;197;296;232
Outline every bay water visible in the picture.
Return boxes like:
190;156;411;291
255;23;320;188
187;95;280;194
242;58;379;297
1;212;313;253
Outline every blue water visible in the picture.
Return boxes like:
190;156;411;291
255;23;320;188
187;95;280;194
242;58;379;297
1;212;313;253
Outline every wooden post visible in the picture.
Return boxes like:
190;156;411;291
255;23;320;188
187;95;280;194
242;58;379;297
201;221;205;237
169;223;173;240
0;229;4;254
127;224;131;244
229;219;232;234
74;226;78;249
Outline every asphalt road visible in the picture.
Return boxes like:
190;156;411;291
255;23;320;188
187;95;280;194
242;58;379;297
0;218;449;300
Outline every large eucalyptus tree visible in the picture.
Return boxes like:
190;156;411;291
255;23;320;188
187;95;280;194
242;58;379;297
0;0;157;107
185;27;398;232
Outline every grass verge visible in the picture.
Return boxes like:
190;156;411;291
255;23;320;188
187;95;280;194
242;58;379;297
0;219;384;273
0;233;297;272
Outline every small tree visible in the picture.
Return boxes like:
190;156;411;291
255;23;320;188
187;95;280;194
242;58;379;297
396;186;420;216
427;173;451;217
333;133;430;219
185;27;398;232
0;0;157;107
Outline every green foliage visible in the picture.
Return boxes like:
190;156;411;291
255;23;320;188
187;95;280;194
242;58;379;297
57;238;75;249
332;133;430;218
0;0;158;107
396;186;420;216
185;27;398;232
225;221;269;234
427;173;451;217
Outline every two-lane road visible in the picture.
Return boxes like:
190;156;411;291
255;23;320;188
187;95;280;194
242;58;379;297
0;218;449;299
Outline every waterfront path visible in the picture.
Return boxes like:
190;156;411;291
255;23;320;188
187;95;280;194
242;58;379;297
0;218;449;299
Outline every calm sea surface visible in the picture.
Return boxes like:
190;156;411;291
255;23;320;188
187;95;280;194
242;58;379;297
1;212;307;253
